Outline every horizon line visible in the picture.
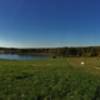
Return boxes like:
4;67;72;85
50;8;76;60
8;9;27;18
0;45;100;49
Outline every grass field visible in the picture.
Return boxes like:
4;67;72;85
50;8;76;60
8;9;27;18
0;58;100;100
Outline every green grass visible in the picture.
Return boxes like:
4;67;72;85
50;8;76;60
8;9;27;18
0;58;100;99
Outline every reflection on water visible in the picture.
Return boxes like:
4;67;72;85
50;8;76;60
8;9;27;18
0;54;48;60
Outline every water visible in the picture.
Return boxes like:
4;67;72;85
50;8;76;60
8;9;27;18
0;54;48;60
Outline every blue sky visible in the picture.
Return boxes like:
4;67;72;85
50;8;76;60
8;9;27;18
0;0;99;48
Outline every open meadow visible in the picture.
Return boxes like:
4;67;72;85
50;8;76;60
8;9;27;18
0;57;100;100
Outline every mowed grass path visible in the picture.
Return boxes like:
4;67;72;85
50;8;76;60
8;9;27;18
0;58;100;100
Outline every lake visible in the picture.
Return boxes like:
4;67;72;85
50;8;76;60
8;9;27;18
0;54;48;60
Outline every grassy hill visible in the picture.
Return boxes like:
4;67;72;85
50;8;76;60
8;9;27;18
0;58;100;99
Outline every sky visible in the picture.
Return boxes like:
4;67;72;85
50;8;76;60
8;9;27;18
0;0;99;48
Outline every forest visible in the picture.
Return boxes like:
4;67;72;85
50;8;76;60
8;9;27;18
0;46;99;57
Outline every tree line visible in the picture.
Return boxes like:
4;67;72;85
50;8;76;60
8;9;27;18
0;46;100;57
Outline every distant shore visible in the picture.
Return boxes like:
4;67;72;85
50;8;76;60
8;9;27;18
0;46;100;57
